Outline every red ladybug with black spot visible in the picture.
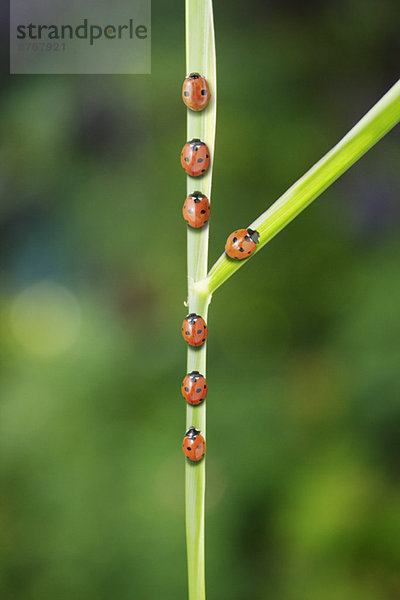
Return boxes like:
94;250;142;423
183;192;211;228
182;313;207;347
181;139;210;177
182;426;206;461
182;73;211;112
181;371;208;405
225;228;260;260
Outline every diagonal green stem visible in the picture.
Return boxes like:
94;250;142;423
185;2;216;600
193;79;400;297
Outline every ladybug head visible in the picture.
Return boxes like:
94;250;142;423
191;191;206;203
186;313;199;324
185;426;200;439
189;138;204;151
246;228;260;244
187;72;202;79
189;370;201;380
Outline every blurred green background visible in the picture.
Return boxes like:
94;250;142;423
1;1;400;598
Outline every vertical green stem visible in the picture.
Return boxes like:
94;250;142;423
185;2;216;599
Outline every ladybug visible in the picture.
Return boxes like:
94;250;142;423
182;426;206;461
181;371;208;405
181;139;210;177
182;72;211;111
225;228;260;260
183;192;211;228
182;313;207;347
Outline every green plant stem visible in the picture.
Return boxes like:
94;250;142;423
185;2;216;600
193;79;400;297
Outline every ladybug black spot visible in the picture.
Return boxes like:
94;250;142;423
206;155;209;158
184;91;190;97
187;446;191;450
204;385;206;389
233;237;237;242
201;169;206;172
185;387;189;392
201;89;207;95
196;388;201;393
239;248;244;252
197;329;202;334
197;158;203;163
186;331;190;335
184;158;189;163
201;209;206;214
248;251;251;254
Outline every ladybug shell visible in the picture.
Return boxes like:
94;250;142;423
182;73;211;111
225;228;260;260
181;371;208;405
183;430;206;462
182;313;207;347
183;192;211;228
181;139;210;177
